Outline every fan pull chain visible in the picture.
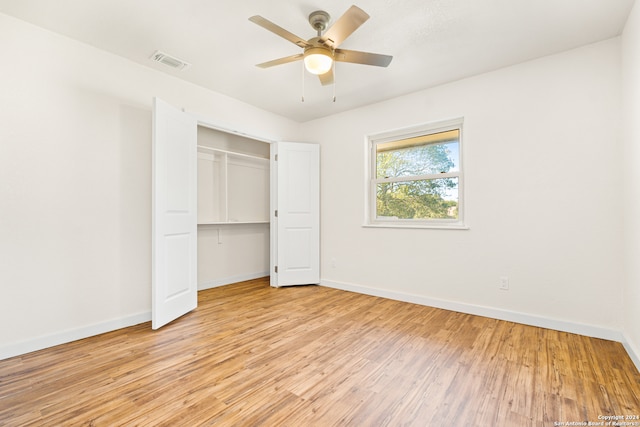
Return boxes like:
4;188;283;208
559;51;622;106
332;60;336;103
301;61;305;103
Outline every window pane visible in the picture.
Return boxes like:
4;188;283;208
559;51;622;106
376;178;458;220
376;129;459;179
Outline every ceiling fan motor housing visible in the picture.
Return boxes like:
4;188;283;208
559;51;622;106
308;10;330;34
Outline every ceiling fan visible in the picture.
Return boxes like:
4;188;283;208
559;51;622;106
249;5;392;86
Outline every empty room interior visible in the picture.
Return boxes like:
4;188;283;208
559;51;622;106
1;0;640;425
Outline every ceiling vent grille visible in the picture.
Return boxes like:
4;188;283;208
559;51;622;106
150;50;190;70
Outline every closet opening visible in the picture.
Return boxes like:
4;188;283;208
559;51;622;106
196;126;271;290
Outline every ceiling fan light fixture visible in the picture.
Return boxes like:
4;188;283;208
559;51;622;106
303;47;333;75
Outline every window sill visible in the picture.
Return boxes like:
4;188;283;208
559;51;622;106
363;223;470;230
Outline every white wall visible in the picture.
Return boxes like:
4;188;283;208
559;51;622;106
0;13;299;359
622;0;640;369
304;38;624;337
198;224;270;288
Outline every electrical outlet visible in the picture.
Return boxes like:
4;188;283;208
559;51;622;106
499;276;509;290
331;258;336;268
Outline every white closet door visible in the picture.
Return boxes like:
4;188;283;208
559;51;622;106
152;98;198;329
271;142;320;287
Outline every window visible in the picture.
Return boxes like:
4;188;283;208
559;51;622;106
366;118;465;228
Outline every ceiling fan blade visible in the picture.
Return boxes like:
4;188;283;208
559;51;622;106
320;5;369;48
249;15;311;48
335;49;393;67
256;53;303;68
318;68;334;86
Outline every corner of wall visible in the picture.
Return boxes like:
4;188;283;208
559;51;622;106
621;0;640;376
622;334;640;373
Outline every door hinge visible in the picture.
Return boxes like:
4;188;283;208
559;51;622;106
274;209;278;217
274;266;278;273
275;154;278;161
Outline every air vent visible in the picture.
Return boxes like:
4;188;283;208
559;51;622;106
150;50;190;70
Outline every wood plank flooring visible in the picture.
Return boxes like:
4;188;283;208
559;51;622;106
1;277;639;426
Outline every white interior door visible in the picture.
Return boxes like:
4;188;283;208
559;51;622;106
271;142;320;287
152;97;198;329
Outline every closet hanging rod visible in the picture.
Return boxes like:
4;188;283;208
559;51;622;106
197;145;269;161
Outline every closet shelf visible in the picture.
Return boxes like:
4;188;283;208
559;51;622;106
197;145;269;162
198;221;269;226
197;145;270;224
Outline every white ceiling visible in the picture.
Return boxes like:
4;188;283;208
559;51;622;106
0;0;634;122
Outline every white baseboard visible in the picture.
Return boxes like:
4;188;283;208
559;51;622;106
198;272;269;291
5;278;636;373
0;311;151;361
622;334;640;373
2;275;269;361
320;279;624;343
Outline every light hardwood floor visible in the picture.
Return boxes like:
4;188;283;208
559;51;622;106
1;278;639;426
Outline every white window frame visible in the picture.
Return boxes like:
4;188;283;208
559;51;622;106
364;117;468;230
